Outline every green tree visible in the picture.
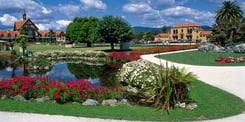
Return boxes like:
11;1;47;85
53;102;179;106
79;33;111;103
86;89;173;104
66;16;99;47
161;25;167;33
18;35;28;57
96;15;133;50
143;32;154;42
212;0;244;46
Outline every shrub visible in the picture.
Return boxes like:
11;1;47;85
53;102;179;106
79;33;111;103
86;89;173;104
199;43;245;53
198;44;225;52
118;59;159;88
119;59;196;113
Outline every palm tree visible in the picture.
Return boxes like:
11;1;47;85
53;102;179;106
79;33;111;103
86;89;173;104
216;0;244;24
213;0;244;46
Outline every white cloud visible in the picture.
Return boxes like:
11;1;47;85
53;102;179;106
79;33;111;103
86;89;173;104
41;7;52;14
161;6;215;25
0;14;17;26
36;20;72;31
56;20;72;27
0;0;52;21
80;0;107;10
123;3;154;14
57;4;80;17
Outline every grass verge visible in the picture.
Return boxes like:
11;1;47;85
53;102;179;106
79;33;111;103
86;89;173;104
0;80;244;121
156;50;245;66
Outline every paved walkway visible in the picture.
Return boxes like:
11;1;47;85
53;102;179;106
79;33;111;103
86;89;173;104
1;49;245;122
141;49;245;122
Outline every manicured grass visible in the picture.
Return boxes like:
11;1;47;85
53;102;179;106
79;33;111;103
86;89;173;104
10;43;155;53
157;50;245;66
1;80;244;121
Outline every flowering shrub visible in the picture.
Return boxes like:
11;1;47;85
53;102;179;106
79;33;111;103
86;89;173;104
118;59;159;88
214;57;245;63
0;76;120;103
106;52;141;63
131;45;199;55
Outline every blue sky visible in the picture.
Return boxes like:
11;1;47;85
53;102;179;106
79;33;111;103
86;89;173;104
0;0;244;31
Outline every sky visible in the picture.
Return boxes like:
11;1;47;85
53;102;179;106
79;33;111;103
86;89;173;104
0;0;245;31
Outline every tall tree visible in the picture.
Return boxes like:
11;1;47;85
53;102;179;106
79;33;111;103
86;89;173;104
161;25;167;33
216;0;243;24
212;0;244;46
96;15;133;51
66;17;99;47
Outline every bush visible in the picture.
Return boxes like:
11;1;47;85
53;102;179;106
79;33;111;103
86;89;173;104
119;59;197;113
198;44;225;52
199;43;245;53
118;59;159;88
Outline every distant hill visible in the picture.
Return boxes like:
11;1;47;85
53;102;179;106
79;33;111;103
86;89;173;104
133;26;212;34
132;26;170;34
201;26;212;31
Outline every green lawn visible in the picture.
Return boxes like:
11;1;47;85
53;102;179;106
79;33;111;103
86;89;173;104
10;43;155;53
156;50;245;66
0;80;244;121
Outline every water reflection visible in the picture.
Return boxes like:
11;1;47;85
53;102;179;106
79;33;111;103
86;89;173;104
0;62;118;86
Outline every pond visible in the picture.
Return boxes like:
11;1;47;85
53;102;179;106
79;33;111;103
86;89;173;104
0;62;119;86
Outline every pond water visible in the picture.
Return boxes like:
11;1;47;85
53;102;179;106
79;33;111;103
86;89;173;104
0;62;119;86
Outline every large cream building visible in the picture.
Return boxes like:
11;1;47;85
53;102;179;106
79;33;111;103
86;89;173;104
155;23;212;42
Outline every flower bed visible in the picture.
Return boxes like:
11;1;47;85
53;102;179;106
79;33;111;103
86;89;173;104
0;76;119;103
106;52;141;62
105;52;141;68
131;45;199;55
214;57;245;63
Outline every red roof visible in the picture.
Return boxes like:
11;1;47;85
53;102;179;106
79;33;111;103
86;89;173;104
39;31;48;37
0;31;20;37
14;19;28;30
200;31;212;35
173;23;200;28
156;33;169;37
55;31;66;36
14;19;38;30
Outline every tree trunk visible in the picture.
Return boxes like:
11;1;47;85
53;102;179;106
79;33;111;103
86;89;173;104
110;42;114;51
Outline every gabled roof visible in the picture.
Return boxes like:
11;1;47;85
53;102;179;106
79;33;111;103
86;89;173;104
200;31;212;35
173;23;200;28
14;19;38;30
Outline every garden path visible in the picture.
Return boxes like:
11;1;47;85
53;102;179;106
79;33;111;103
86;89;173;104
141;49;245;122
